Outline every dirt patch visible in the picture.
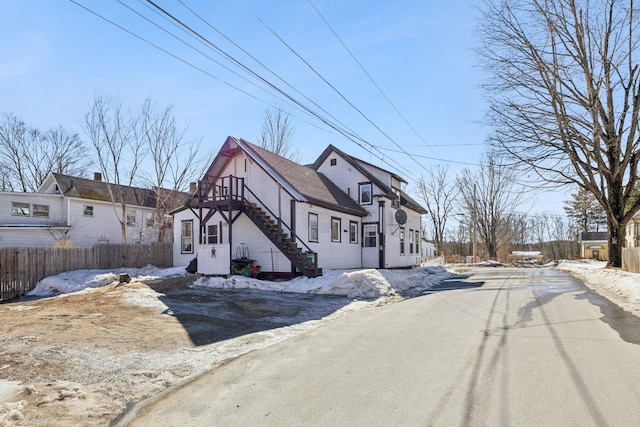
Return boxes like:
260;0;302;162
0;276;357;426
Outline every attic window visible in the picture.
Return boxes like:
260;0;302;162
84;206;94;217
330;158;337;166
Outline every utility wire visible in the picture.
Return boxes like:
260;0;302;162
307;0;441;160
259;18;432;177
69;1;459;182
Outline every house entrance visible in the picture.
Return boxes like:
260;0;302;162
592;250;600;260
362;224;378;268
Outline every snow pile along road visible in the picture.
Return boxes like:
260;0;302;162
192;266;453;299
557;259;640;315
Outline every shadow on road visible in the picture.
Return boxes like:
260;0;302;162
420;275;485;295
144;275;353;347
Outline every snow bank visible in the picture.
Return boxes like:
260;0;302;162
27;266;187;297
192;266;453;299
558;259;640;314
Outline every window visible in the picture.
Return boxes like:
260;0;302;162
392;187;401;209
11;202;30;217
349;221;358;244
330;158;337;166
146;212;155;228
181;220;193;254
363;224;377;247
32;204;49;218
126;211;136;227
400;227;405;255
415;230;420;255
331;217;341;242
409;229;414;254
359;183;372;205
207;224;218;244
309;213;318;242
84;205;94;217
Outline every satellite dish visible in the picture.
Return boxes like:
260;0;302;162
395;209;407;225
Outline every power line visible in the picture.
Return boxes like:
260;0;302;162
307;0;441;160
69;0;468;183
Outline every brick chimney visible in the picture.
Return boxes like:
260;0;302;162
94;172;102;181
189;182;197;194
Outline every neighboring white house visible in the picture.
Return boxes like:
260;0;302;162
0;172;184;248
173;136;428;277
421;238;437;258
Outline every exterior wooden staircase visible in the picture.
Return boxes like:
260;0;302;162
242;202;321;278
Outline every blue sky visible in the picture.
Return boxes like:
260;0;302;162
0;0;567;214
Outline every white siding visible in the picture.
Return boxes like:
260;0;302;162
173;209;199;268
66;198;158;247
383;204;422;268
0;193;65;226
297;203;362;269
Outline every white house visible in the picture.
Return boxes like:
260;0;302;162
173;136;427;277
0;173;182;248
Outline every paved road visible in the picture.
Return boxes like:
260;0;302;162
126;268;640;426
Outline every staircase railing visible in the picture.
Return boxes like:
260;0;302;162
241;183;318;273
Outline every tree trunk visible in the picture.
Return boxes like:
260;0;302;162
608;222;625;268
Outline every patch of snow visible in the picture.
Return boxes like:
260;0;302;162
557;260;640;315
27;266;187;297
192;266;453;299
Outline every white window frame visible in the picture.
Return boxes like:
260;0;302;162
400;227;405;255
309;213;319;243
146;212;155;228
84;205;94;217
363;224;377;247
331;217;341;242
207;224;218;244
11;202;30;217
359;183;372;205
32;204;49;218
181;220;194;254
126;210;137;227
349;221;358;244
409;228;414;254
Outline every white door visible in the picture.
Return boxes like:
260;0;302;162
362;224;379;268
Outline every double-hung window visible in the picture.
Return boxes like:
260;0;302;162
309;213;319;242
400;227;405;255
32;204;49;218
181;220;193;254
207;224;218;244
359;183;372;205
331;217;341;242
349;221;358;244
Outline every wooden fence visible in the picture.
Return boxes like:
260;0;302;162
622;247;640;274
0;243;173;301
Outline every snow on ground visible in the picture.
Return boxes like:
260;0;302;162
27;266;187;296
26;264;453;300
557;259;640;316
192;266;452;299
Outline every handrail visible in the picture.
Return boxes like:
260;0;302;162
242;183;316;257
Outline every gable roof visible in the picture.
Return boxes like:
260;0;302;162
49;173;189;210
204;137;368;217
312;144;427;215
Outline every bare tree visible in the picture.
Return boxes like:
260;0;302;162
0;113;89;191
480;0;640;267
416;165;458;255
259;107;299;161
83;94;147;244
138;99;210;242
457;155;523;260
